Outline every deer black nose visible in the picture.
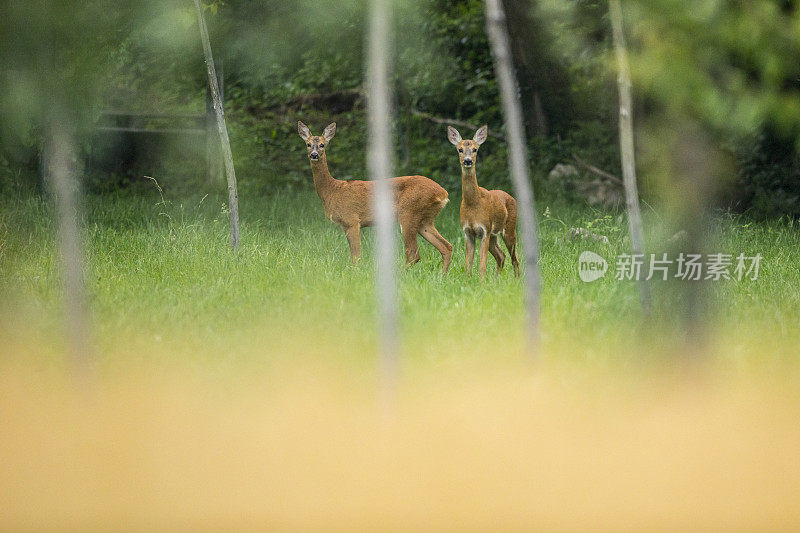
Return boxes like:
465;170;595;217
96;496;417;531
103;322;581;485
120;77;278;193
310;152;319;159
464;157;473;165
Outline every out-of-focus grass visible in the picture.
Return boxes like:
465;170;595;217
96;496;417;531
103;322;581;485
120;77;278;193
1;188;800;528
2;358;800;530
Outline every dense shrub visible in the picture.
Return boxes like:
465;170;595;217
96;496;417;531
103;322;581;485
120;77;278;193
734;129;800;219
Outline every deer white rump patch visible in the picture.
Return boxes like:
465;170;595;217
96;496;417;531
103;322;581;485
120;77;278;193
463;224;487;238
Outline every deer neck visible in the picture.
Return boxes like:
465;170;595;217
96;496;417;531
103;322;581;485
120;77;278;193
310;154;338;201
461;165;481;204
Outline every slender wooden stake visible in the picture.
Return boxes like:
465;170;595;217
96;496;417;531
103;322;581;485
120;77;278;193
47;119;91;376
610;0;651;313
367;0;399;386
194;0;240;249
485;0;542;356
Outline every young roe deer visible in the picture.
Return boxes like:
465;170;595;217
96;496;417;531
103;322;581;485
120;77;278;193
298;121;453;273
448;125;520;278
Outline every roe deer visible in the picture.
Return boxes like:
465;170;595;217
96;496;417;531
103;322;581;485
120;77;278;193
448;125;520;278
298;121;453;273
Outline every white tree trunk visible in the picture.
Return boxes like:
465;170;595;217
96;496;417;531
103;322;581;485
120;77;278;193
610;0;651;313
47;119;91;376
485;0;542;355
194;0;240;250
367;0;399;384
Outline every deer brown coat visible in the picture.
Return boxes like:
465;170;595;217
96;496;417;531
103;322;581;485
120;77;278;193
299;121;453;273
448;125;520;278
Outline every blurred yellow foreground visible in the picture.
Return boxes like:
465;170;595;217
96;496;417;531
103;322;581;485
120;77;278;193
3;350;800;530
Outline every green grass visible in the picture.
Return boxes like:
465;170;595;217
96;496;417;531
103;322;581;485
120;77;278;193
2;183;799;372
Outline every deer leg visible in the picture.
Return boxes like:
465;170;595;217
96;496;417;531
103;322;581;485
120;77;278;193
402;224;421;266
465;230;476;275
478;233;491;280
489;234;505;276
419;224;453;274
344;224;361;265
503;232;520;277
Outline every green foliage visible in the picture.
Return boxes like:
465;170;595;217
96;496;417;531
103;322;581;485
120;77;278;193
398;0;500;125
102;7;206;113
0;152;16;196
220;0;365;109
628;0;800;136
0;0;210;192
734;129;800;219
2;0;799;219
622;0;800;217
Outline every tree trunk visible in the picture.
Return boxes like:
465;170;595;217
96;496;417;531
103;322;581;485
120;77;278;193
609;0;651;314
669;121;718;355
485;0;543;357
47;118;92;377
367;0;399;388
206;59;224;184
194;0;240;250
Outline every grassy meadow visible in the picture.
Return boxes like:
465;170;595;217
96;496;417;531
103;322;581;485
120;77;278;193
2;181;799;366
2;178;800;528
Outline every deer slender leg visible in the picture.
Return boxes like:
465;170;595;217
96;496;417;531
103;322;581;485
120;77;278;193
478;232;491;279
432;225;453;274
402;224;421;266
503;232;520;277
465;230;476;275
344;224;361;265
489;234;505;276
419;224;453;274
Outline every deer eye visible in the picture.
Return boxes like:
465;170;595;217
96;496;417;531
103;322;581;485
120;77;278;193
458;148;463;153
307;143;311;147
319;144;324;148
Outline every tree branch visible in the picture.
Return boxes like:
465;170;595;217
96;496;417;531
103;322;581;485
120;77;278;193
410;108;504;139
572;153;623;185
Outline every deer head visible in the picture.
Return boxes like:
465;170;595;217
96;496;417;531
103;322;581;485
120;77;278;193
447;125;488;169
298;121;336;162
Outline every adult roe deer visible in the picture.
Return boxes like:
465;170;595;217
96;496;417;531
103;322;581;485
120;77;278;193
448;125;520;278
298;121;453;273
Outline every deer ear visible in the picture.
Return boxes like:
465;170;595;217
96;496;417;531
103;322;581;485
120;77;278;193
298;121;311;140
323;122;336;142
474;125;488;145
447;126;462;146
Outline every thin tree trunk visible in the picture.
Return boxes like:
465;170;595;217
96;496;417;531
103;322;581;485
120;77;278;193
47;119;91;376
670;122;717;355
610;0;651;314
485;0;542;356
367;0;399;386
206;59;224;184
194;0;240;250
